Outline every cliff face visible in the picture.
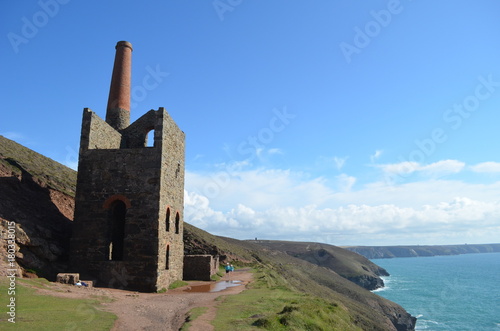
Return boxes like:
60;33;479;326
0;136;75;279
346;244;500;259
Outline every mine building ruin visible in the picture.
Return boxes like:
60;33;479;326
70;41;185;292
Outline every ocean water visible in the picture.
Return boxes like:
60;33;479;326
372;252;500;331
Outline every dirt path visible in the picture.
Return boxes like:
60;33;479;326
29;269;253;331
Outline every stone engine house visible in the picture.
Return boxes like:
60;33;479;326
70;41;185;292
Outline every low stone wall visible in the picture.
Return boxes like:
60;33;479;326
183;255;219;281
56;273;80;285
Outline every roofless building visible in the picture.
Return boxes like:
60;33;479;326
70;41;185;292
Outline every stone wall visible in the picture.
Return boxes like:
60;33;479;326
183;255;219;281
71;108;185;292
80;108;122;150
155;107;185;290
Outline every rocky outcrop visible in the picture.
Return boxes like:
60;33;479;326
346;244;500;259
347;273;385;290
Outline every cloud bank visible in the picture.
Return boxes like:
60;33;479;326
184;160;500;246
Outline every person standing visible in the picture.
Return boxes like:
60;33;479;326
225;263;231;276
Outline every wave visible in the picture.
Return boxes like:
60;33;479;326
371;286;388;292
415;318;440;330
371;276;390;292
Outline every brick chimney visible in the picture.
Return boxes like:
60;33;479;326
106;41;133;131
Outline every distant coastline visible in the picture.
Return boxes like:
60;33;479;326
343;243;500;259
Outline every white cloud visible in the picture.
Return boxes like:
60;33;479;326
378;160;465;178
419;160;465;176
470;162;500;173
379;161;419;175
186;167;334;211
184;189;500;246
184;160;500;245
370;149;383;163
333;156;348;170
335;173;356;192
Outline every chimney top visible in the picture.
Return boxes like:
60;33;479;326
116;41;133;51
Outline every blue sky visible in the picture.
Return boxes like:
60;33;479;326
2;0;500;246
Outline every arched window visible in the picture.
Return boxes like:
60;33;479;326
165;207;170;232
145;129;154;147
108;200;126;261
165;245;170;270
175;212;180;234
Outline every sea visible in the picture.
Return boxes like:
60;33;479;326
372;252;500;331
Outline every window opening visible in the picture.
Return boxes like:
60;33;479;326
166;207;170;232
175;212;180;234
145;129;154;147
165;245;170;270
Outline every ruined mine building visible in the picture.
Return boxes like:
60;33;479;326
70;41;185;292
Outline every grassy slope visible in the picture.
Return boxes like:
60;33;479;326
212;268;362;331
250;240;389;280
184;223;256;262
187;231;414;330
0;278;116;330
0;135;77;196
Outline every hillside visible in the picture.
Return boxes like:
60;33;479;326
248;240;389;290
0;135;75;279
0;135;416;330
0;136;77;196
345;243;500;259
184;229;416;330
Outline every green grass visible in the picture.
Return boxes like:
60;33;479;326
211;266;226;281
210;267;362;331
0;278;116;330
180;306;208;331
168;280;189;290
